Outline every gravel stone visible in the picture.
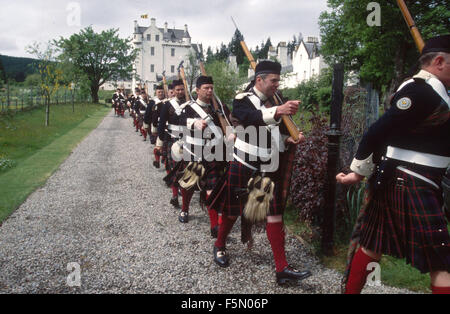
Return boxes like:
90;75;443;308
0;111;419;294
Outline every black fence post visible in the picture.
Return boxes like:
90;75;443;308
322;63;345;256
7;81;10;110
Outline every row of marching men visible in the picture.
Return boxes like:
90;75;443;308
122;60;313;287
117;36;450;293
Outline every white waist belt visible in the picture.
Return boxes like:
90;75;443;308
168;124;183;132
386;146;450;169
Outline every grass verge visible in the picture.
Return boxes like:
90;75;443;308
284;205;432;293
0;103;110;223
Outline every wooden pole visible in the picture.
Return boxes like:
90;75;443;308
396;0;425;53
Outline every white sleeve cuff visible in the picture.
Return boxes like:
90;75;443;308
350;154;375;177
261;107;279;125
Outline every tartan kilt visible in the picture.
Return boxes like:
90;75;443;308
358;168;450;274
202;161;227;192
137;114;144;128
216;161;284;217
166;140;178;172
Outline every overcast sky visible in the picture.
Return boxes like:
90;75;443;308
0;0;329;58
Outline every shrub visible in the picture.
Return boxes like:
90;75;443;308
290;107;328;228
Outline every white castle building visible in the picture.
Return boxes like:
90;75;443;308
131;18;203;94
245;37;328;89
281;37;328;89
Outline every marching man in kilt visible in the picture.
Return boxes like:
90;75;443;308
155;80;187;209
337;35;450;294
177;76;230;235
131;88;140;132
210;60;312;285
136;89;149;141
144;85;166;167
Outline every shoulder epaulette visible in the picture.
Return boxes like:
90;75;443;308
235;92;252;100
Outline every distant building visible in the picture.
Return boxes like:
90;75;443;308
120;18;202;94
281;37;328;89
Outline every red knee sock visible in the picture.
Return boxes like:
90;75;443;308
208;209;219;229
171;186;178;198
215;215;236;249
266;222;288;273
153;148;160;163
431;285;450;294
218;214;222;226
181;189;194;212
345;247;379;294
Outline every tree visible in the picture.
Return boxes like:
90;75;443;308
205;60;245;106
229;29;246;65
319;0;449;103
27;41;63;126
0;55;7;84
55;26;137;103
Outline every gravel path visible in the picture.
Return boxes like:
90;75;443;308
0;110;417;294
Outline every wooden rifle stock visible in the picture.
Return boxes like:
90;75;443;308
396;0;425;53
178;65;191;101
162;74;169;99
199;62;231;134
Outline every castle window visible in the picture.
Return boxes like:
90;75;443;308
147;34;151;41
155;35;160;42
171;65;175;73
171;48;175;57
151;47;155;56
151;64;155;72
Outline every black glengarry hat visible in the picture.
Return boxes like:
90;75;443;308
255;60;282;76
422;34;450;55
196;76;214;88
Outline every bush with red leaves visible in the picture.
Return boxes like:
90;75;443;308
290;109;329;227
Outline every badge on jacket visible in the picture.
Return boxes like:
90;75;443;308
396;97;412;110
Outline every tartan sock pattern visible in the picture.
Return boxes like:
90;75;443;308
266;222;288;273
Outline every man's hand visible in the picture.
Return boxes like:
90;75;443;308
194;119;207;130
275;100;300;118
336;172;364;185
286;131;305;145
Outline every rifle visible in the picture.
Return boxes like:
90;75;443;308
396;0;425;53
178;61;193;101
198;60;232;135
162;71;169;99
231;16;301;141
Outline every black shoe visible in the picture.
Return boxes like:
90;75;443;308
213;246;229;268
178;211;189;223
211;225;219;238
170;197;179;208
153;160;160;168
276;266;312;286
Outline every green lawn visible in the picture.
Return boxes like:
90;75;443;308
0;103;110;223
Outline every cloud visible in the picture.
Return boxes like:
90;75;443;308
0;0;329;57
